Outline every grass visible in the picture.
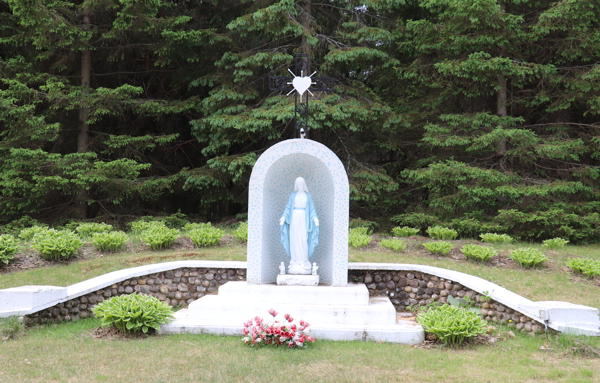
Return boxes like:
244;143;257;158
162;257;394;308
0;318;598;383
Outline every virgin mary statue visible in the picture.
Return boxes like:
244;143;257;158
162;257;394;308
279;177;320;274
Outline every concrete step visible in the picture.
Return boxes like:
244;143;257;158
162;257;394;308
158;309;424;344
185;295;396;326
213;282;370;306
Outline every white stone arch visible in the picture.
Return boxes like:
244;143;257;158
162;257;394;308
246;139;349;286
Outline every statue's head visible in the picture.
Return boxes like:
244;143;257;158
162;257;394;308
294;177;309;193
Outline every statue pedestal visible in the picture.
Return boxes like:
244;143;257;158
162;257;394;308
277;274;319;286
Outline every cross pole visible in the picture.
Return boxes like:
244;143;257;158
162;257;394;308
269;53;334;139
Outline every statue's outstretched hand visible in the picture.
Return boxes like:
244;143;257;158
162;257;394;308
314;218;319;226
279;217;285;225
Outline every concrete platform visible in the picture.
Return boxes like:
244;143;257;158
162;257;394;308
158;282;425;343
276;274;319;286
216;282;369;306
184;295;396;325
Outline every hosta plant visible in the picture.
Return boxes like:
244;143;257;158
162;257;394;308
32;230;83;261
461;244;497;263
187;227;224;247
349;218;379;235
510;248;548;268
479;233;513;244
542;237;569;250
242;309;315;348
130;220;165;234
423;241;453;256
92;293;174;334
19;225;49;241
566;258;600;278
233;221;248;242
348;227;372;248
391;226;420;237
140;226;178;250
183;222;212;232
75;223;113;238
426;226;458;240
91;231;128;252
417;305;487;347
0;234;20;265
380;238;407;252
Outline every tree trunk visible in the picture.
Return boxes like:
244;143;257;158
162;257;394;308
496;76;507;155
74;6;91;218
300;0;312;57
496;1;507;156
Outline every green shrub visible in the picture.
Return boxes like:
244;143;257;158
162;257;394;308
19;225;49;241
542;237;569;250
479;233;513;244
349;218;379;235
233;221;248;242
348;227;372;248
449;218;507;238
461;244;497;262
92;293;174;334
510;248;548;268
140;226;178;250
130;220;165;234
391;226;420;237
91;231;128;252
161;210;189;229
187;227;224;247
566;258;600;278
423;241;453;256
32;230;83;261
1;215;42;236
184;222;212;232
417;305;487;347
391;212;440;231
0;316;24;340
426;226;458;240
380;238;407;252
54;218;82;232
0;234;20;265
76;223;113;238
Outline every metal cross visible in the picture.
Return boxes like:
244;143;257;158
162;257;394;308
269;53;334;139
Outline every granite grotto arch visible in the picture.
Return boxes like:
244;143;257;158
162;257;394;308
246;139;349;286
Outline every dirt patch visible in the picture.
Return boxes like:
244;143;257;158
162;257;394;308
90;326;151;340
567;340;600;358
219;234;236;247
172;236;195;251
488;254;519;269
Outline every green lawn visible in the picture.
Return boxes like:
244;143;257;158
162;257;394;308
1;318;598;383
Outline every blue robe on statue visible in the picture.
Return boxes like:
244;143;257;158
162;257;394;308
280;191;319;259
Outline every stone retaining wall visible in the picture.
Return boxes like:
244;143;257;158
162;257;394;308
25;267;245;326
349;270;545;335
25;267;545;336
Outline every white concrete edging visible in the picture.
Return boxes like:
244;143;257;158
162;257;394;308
1;261;598;336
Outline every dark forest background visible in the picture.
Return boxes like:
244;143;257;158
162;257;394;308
1;0;599;242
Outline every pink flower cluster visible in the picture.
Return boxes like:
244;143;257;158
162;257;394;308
242;309;315;348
